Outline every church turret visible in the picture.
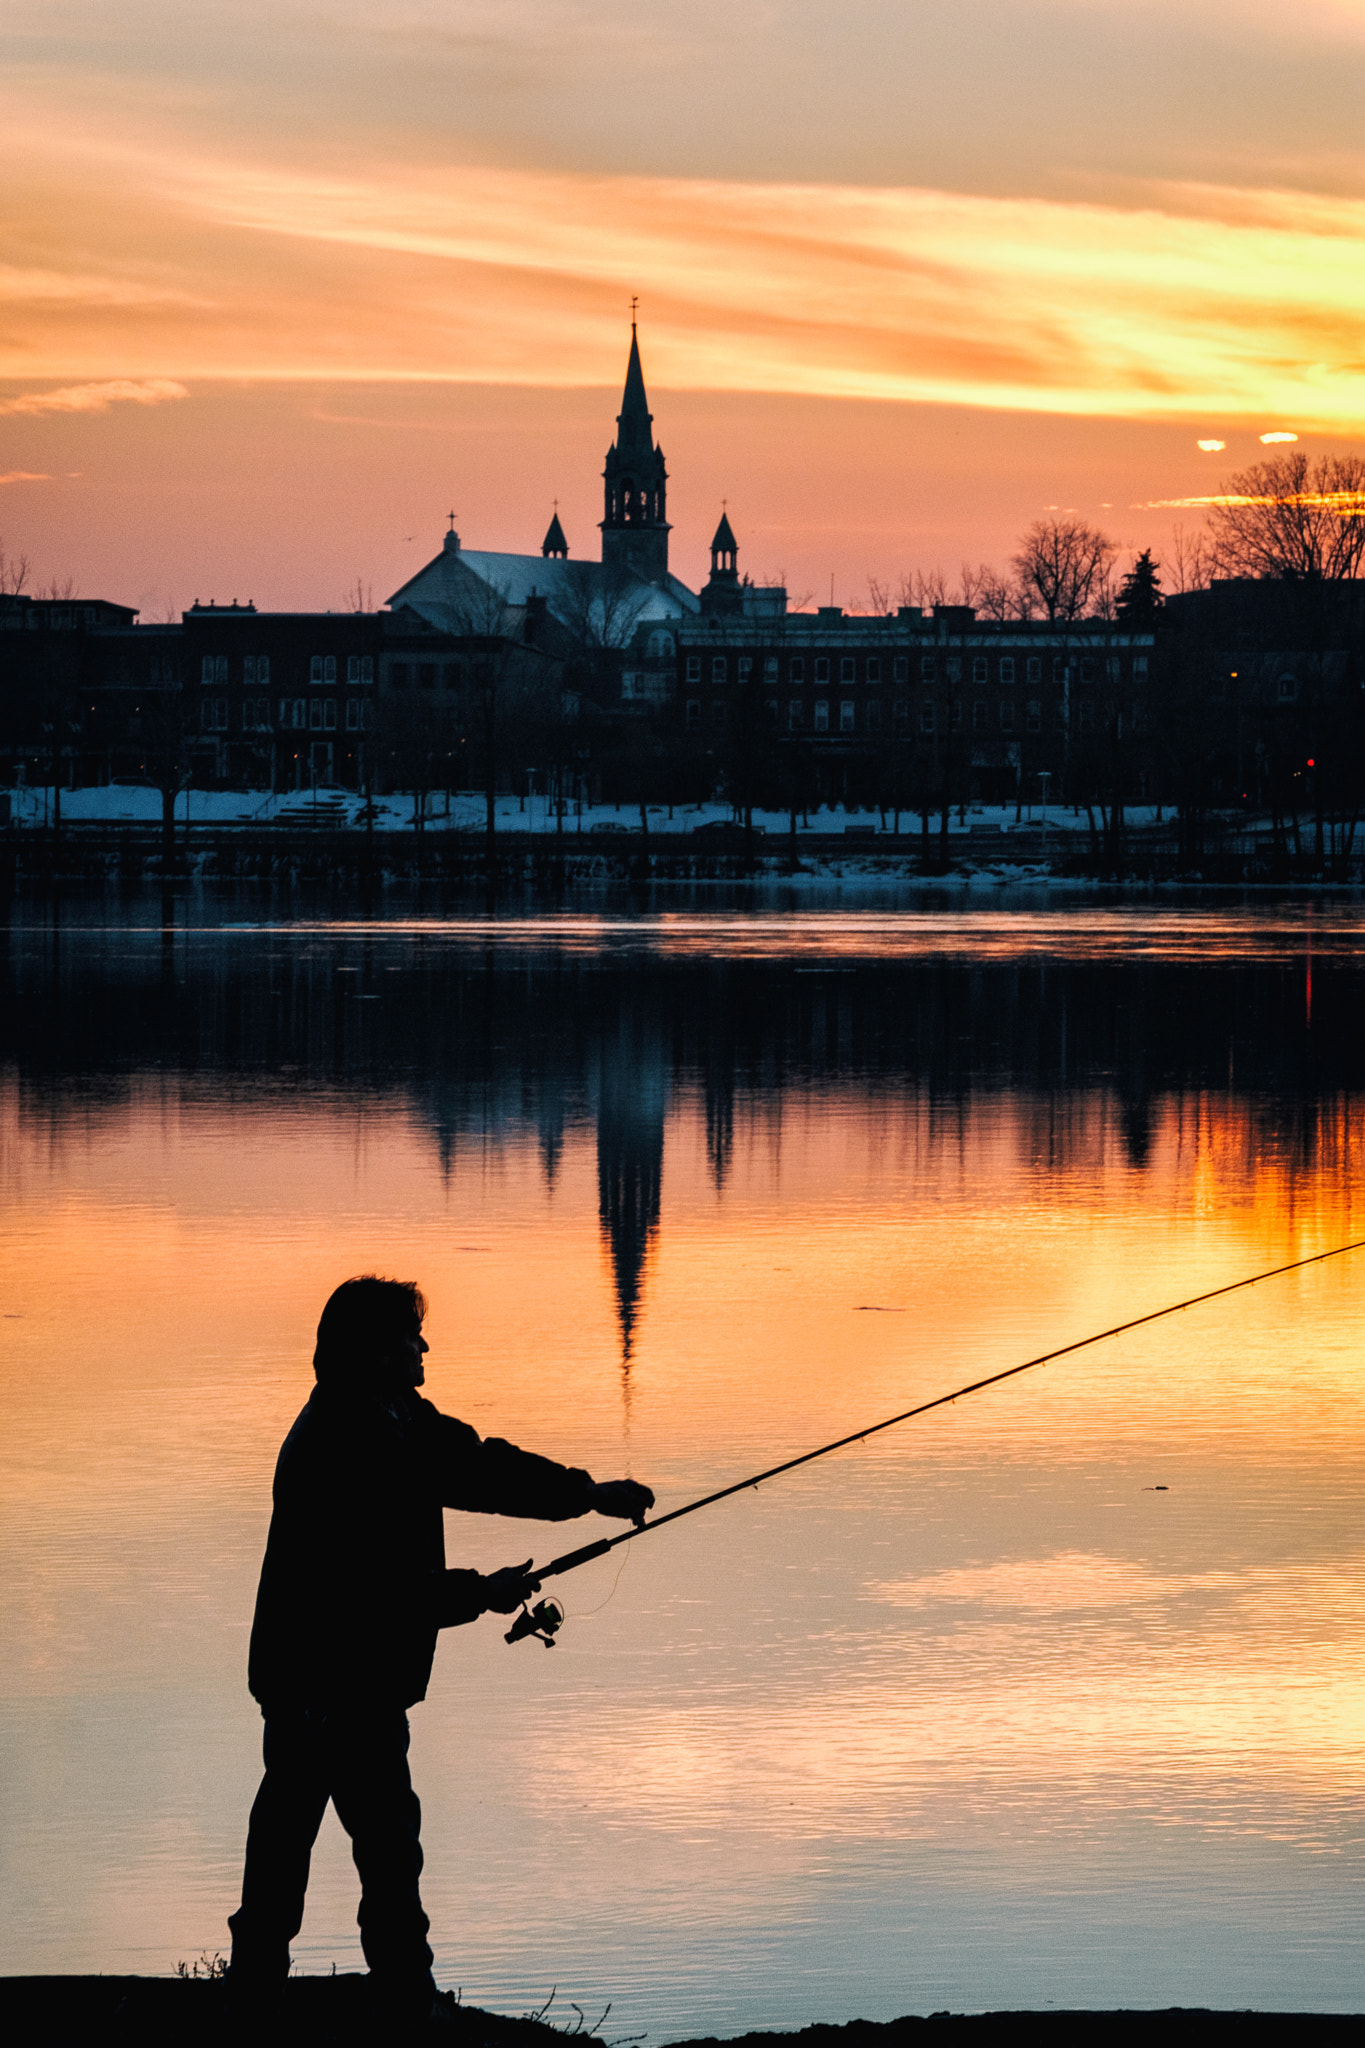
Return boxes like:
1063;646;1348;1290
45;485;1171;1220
542;509;569;559
701;508;744;616
600;318;670;583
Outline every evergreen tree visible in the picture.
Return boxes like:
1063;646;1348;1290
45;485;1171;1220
1116;549;1163;621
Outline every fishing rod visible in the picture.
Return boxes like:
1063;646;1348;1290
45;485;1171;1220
505;1234;1365;1645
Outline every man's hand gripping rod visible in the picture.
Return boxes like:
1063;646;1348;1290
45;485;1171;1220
505;1234;1365;1645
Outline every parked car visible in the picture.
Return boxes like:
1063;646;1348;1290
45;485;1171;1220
692;819;764;841
590;821;633;834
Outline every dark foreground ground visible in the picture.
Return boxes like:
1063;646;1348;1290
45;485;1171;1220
1;1979;1360;2047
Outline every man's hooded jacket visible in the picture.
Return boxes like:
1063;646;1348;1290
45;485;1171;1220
247;1379;596;1711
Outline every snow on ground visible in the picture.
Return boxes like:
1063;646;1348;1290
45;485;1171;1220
9;787;1171;837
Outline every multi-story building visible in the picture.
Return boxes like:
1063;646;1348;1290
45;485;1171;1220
674;523;1159;808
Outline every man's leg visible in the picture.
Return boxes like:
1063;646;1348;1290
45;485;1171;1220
227;1707;332;1993
327;1707;436;2017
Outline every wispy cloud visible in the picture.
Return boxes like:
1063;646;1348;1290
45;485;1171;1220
7;111;1365;431
0;471;52;484
0;379;189;417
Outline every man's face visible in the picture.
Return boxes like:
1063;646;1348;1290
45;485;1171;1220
384;1325;429;1389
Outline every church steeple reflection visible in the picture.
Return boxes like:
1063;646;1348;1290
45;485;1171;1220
596;1006;667;1372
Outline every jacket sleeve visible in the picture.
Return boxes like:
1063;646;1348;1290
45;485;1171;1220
425;1405;597;1520
432;1568;489;1628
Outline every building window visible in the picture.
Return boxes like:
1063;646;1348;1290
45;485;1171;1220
1107;655;1122;682
325;655;337;683
765;698;780;728
324;699;337;730
310;655;323;683
789;656;805;683
866;699;882;732
711;701;727;730
840;656;856;683
245;654;270;686
893;698;909;731
686;698;701;731
200;699;215;731
764;655;779;679
346;654;374;685
973;655;988;684
216;698;229;729
866;655;881;684
788;698;803;730
1054;701;1068;731
1026;699;1042;733
920;700;935;735
1000;700;1015;731
390;661;410;688
1053;655;1067;683
814;657;830;683
346;699;360;731
309;698;323;730
1133;654;1149;677
893;655;908;683
1080;656;1095;684
686;655;702;683
1027;656;1042;684
738;656;752;680
921;654;936;680
1277;674;1298;701
840;699;855;732
972;699;987;731
947;656;962;683
814;699;830;732
418;663;436;688
649;631;674;658
1000;656;1015;685
201;654;228;685
712;655;726;683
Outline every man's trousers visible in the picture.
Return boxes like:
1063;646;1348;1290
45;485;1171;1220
227;1704;436;2008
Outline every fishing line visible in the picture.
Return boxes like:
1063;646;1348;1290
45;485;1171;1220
526;1234;1365;1601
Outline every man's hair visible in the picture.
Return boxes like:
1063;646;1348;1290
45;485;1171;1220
313;1275;427;1384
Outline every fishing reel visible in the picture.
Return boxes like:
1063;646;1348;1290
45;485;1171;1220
504;1598;565;1649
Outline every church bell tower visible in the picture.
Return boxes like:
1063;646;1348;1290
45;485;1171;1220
600;317;670;583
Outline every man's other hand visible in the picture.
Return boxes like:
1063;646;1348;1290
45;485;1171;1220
588;1478;655;1526
480;1560;541;1614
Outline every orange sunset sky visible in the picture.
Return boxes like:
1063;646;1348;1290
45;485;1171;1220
5;0;1365;612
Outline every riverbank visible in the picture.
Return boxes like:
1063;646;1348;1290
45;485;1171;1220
0;1978;1358;2046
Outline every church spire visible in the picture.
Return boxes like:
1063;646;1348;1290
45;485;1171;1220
541;507;568;558
601;312;670;583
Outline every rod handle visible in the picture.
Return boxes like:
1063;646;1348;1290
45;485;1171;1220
540;1537;612;1578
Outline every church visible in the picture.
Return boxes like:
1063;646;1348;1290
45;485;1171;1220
385;322;705;707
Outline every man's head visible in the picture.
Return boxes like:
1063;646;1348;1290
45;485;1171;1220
313;1276;429;1391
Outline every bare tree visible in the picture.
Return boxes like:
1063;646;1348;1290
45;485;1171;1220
1206;451;1365;582
1011;515;1117;621
1167;522;1214;595
345;577;374;614
0;537;31;595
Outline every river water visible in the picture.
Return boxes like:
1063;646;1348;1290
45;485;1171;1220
1;893;1362;2031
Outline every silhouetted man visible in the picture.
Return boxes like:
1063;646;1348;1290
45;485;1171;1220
227;1276;653;2029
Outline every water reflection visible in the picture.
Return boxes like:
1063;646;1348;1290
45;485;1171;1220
1;899;1364;2028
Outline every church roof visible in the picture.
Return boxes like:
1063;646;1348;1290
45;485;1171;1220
386;544;697;629
710;510;737;552
541;511;569;556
